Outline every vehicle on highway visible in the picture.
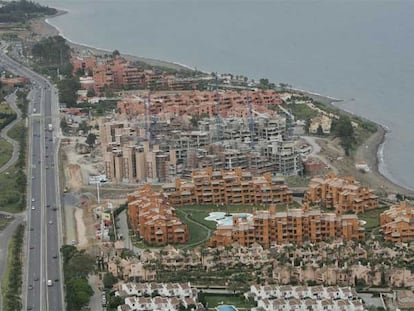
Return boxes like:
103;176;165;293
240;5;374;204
31;206;35;210
48;220;53;225
47;280;53;287
31;198;35;202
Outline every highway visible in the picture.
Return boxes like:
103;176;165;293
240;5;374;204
0;50;64;310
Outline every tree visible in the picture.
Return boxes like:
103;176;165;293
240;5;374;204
66;278;93;310
57;77;80;107
87;87;96;97
332;115;354;156
86;133;97;147
316;124;324;136
103;272;117;289
60;118;69;132
108;295;124;309
112;50;120;58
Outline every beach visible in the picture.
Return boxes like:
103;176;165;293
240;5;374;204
29;13;414;196
30;11;191;72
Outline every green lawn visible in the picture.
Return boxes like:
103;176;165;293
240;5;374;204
176;209;210;248
0;217;13;232
202;294;255;310
0;137;13;168
7;119;24;141
359;206;389;232
0;165;25;213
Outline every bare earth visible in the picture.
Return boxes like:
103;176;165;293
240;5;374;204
316;126;413;196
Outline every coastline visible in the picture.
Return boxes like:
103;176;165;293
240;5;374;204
30;12;413;196
31;10;193;72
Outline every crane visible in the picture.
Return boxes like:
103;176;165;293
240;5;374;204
246;88;255;149
215;74;222;143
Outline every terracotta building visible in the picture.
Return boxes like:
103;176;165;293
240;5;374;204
162;168;293;207
128;185;188;246
303;173;378;214
380;201;414;243
117;89;282;118
209;204;365;247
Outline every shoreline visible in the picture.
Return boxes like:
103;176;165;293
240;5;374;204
30;11;413;196
35;9;193;72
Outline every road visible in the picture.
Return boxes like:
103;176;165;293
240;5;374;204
0;50;64;310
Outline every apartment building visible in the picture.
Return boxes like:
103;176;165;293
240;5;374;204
303;173;378;214
117;89;282;118
100;120;177;183
380;201;414;243
248;285;364;311
209;204;365;247
99;111;302;181
162;168;293;207
127;185;188;246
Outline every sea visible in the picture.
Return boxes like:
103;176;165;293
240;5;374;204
36;0;414;190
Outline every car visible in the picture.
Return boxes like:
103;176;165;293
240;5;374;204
31;176;34;180
54;278;59;282
48;220;53;225
30;227;34;231
31;206;35;210
47;280;53;287
53;207;57;211
52;254;57;259
46;204;50;208
33;276;39;281
28;284;33;290
31;198;35;202
30;246;34;250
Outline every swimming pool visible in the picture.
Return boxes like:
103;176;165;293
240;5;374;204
216;305;238;311
205;212;253;226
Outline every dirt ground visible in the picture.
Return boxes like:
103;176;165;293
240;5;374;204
315;131;413;196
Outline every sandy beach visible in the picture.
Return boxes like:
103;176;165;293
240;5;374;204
30;11;190;72
29;13;414;197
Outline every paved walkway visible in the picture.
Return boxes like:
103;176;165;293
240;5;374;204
0;93;22;174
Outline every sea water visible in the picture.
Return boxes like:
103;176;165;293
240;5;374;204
37;0;414;189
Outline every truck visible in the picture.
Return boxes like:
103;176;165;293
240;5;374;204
48;123;53;131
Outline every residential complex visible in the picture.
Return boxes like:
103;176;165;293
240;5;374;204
162;168;293;206
248;285;364;311
208;204;365;247
117;89;282;118
116;282;199;311
380;201;414;243
71;54;208;95
127;185;188;246
303;173;378;214
99;112;303;183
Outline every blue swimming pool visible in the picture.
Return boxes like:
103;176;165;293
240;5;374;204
216;305;238;311
205;212;253;226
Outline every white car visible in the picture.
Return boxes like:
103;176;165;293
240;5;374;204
47;280;53;287
31;198;35;202
48;221;53;225
31;206;35;210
